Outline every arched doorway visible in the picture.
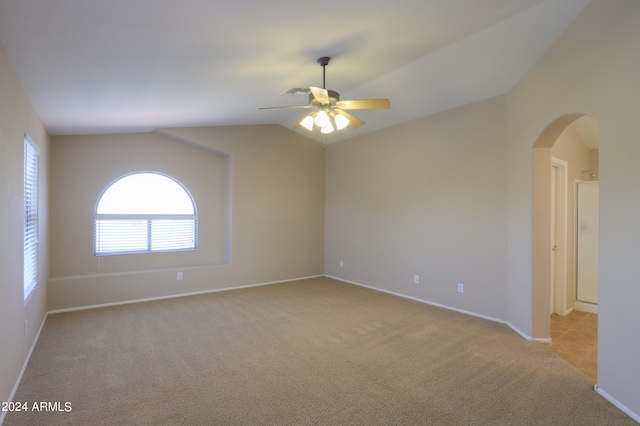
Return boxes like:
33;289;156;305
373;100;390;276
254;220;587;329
532;113;600;381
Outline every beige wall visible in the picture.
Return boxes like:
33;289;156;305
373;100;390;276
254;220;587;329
325;96;508;320
589;148;599;177
48;125;325;310
0;43;49;413
508;0;640;416
49;133;229;277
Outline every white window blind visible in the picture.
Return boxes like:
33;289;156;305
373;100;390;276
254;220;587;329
95;216;197;254
24;137;39;299
94;173;197;256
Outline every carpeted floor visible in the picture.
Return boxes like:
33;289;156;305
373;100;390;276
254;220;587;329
4;277;636;425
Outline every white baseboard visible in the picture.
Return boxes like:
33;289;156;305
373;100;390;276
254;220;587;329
562;306;574;316
508;323;551;343
324;275;541;341
47;275;325;314
574;301;598;314
594;385;640;423
0;313;48;426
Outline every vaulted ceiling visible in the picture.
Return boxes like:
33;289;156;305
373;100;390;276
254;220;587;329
0;0;590;143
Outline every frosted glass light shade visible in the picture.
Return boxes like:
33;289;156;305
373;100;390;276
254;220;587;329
314;110;330;127
321;122;334;134
300;115;314;131
334;113;350;130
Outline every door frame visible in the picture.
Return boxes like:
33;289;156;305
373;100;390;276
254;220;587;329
551;157;569;315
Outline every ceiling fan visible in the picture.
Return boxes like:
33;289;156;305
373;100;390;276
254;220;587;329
260;57;390;134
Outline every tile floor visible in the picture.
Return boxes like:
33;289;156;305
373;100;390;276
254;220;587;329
547;310;598;381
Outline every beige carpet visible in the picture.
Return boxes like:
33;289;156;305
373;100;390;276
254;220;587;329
5;277;636;425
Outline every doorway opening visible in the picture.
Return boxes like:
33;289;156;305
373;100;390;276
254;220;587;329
532;113;600;381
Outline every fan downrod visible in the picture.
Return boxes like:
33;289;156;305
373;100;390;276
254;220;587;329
317;57;331;88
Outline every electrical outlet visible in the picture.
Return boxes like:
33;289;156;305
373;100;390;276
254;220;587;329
458;283;464;293
339;260;344;268
177;272;183;281
414;275;420;284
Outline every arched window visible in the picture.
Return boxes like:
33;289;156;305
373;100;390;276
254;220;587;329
95;172;197;255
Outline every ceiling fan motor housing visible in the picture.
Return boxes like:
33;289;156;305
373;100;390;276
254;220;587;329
317;56;330;67
309;89;340;107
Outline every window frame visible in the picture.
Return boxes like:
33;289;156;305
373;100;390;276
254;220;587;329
94;172;198;256
24;135;39;300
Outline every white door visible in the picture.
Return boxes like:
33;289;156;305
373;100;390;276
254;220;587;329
576;182;599;304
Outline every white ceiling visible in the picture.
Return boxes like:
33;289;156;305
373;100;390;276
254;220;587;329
0;0;591;143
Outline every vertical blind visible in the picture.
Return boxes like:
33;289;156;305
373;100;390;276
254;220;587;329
24;138;39;299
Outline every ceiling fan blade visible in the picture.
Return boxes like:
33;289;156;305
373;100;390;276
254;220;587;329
335;109;365;128
309;86;330;105
280;87;311;97
336;99;390;110
259;105;314;110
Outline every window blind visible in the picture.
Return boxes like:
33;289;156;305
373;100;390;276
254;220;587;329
94;173;198;256
95;216;197;255
24;138;39;299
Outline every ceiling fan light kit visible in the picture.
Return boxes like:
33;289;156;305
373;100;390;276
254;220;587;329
299;114;315;131
260;56;390;134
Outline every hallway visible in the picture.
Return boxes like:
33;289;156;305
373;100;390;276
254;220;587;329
548;310;598;381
